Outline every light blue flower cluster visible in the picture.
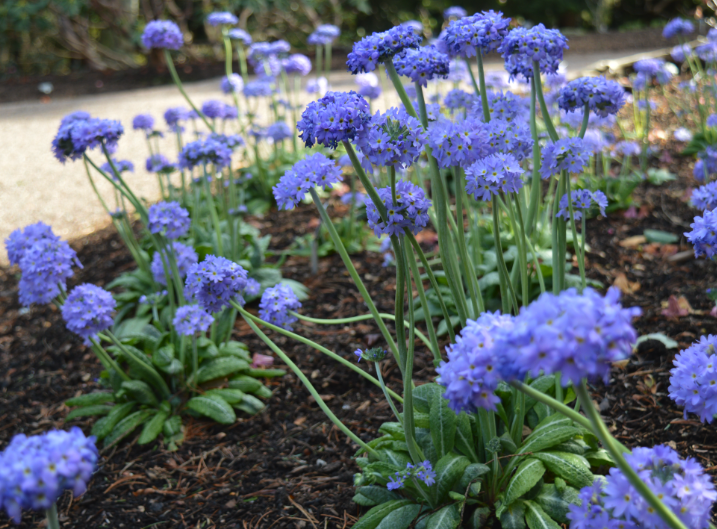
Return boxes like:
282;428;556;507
0;428;98;524
663;17;694;39
356;108;427;169
297;91;372;149
484;118;533;161
5;222;59;266
346;25;423;74
100;158;134;180
173;304;214;335
184;255;248;313
207;11;237;26
558;76;626;117
283;54;312;76
479;89;529;123
61;284;116;342
386;461;436;490
444;6;467;19
671;43;693;62
52;115;124;163
427;118;490;168
567;446;715;529
266;121;293;142
439;10;511;58
669;335;717;423
464;153;524;200
436;312;513;413
228;28;252;46
259;283;302;330
691;182;717;211
142;20;184;50
499;24;569;79
220;74;244;94
243;79;275;98
18;239;81;307
178;137;233;170
307;24;340;46
364;180;431;237
132;114;154;131
633;59;673;89
145;154;176;174
685;209;717;258
393;45;450;86
556;189;607;220
147;201;191;239
273;153;342;210
694;147;717;181
443;88;475;111
150;242;198;285
164;106;188;132
540;137;591;179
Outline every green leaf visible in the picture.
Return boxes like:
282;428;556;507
524;500;561;529
458;463;490;492
204;388;246;404
245;368;286;378
635;333;678;349
218;340;251;361
103;410;153;447
469;507;491;529
186;395;236;424
534;483;580;524
501;459;546;515
520;417;579;455
531;452;593;489
138;410;170;445
352;486;403;506
65;392;115;407
433;454;471;505
646;168;677;185
524;376;555;412
413;383;442;414
379;422;406;440
455;412;478;461
430;390;457;459
584;449;614;467
644;229;679;244
426;503;460;529
163;415;182;437
375;502;422;529
228;375;263;393
437;316;461;337
195;357;249;384
500;501;526;529
152;345;183;375
91;402;135;440
65;404;112;421
112;316;152;341
237;394;265;414
121;380;159;406
351;499;416;529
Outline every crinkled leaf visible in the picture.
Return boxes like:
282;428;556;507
65;405;112;421
65;392;115;407
352;486;403;507
433;454;471;505
426;503;460;529
500;459;546;516
186;395;236;424
138;410;170;445
430;390;456;459
351;499;416;529
531;452;594;489
524;500;561;529
195;357;249;384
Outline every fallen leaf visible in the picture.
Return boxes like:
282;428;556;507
613;272;640;294
294;416;307;426
619;235;647;248
307;217;320;229
251;353;274;369
661;295;692;318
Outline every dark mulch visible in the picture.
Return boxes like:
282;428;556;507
4;96;717;527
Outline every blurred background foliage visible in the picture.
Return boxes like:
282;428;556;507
0;0;706;76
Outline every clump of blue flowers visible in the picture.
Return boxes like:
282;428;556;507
556;189;607;220
439;10;511;58
386;461;436;490
464;153;524;201
685;209;717;258
297;91;372;149
691;182;717;211
18;239;81;307
346;25;423;74
5;222;59;266
184;255;248;313
220;74;244;94
356;108;427;169
364;180;431;237
0;427;98;524
147;201;191;239
52;117;124;163
669;335;717;423
259;283;302;330
173;304;214;335
426;118;490;168
146;154;176;174
151;242;198;285
273;153;342;210
663;17;694;39
207;12;238;26
142;20;184;50
393;45;450;86
499;24;569;79
540;137;591;179
558;76;626;117
178;137;233;170
61;284;116;342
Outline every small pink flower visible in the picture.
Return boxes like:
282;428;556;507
251;353;274;368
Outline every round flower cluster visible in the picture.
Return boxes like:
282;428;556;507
556;189;607;220
148;201;190;239
694;148;717;182
356;108;427;169
61;284;116;342
498;287;641;385
691;182;717;211
387;461;436;490
266;121;292;142
259;283;302;330
5;222;59;266
464;153;524;200
52;117;124;163
346;25;423;74
184;255;248;313
567;446;716;529
0;427;98;523
164;107;188;131
220;74;244;94
273;153;342;210
557;76;626;117
633;58;673;89
436;312;514;413
201;100;230;119
244;278;261;298
663;17;695;39
18;239;81;307
439;10;511;58
150;242;198;286
209;133;244;151
297;91;372;149
427;118;490;168
401;20;423;34
669;335;717;423
499;24;569;79
483;118;533;161
610;140;641;158
685;209;717;258
178;137;232;170
540;137;591;179
173;304;214;336
393;45;450;86
478;90;529;123
142;20;184;50
444;6;467;19
364;180;431;237
146;154;176;174
444;89;475;111
707;114;717;128
100;158;134;180
672;43;693;62
207;11;237;26
132;114;154;131
228;28;252;46
358;84;382;99
307;24;340;46
696;41;717;63
283;54;312;76
243;79;275;98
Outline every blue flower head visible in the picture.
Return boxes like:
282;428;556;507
444;89;475;111
259;283;302;330
132;114;154;132
558;76;626;118
439;10;511;58
283;54;312;76
179;137;233;170
691;181;717;211
464;153;524;201
297;91;372;149
266;121;293;142
100;158;134;181
393;45;450;86
556;189;607;220
347;25;423;74
243;79;275;98
427;117;491;169
220;74;244;94
5;222;59;266
184;255;248;313
228;28;252;46
173;304;214;335
151;242;198;285
146;154;176;174
142;20;184;50
685;209;717;258
364;180;431;237
148;201;190;239
207;12;237;26
540;137;591;180
52;117;124;163
273;153;342;210
663;18;694;39
356;107;428;169
444;6;467;19
18;239;81;307
499;24;569;80
61;284;116;342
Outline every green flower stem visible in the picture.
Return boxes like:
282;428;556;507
386;59;418;119
86;154;144;221
377;362;403;424
202;166;225;255
309;188;399;359
179;335;187;374
532;61;559;142
510;380;593;432
525;78;542;236
236;44;248;79
316;44;323;80
476;51;491;122
551;172;567;293
243;314;380;458
390;169;408;373
164;49;215;133
508;193;530;306
342;141;388;221
291;312;430;352
406;232;455;342
239;306;403;403
105;330;171;398
515;200;546;294
492;196;518;313
148;233;177;311
89;336;130;382
576;382;689;529
465;58;481;98
45;503;60;529
83;157;113;214
565;177;586;290
414;80;429;129
405;242;441;365
191;335;198;390
154;234;186;304
578;103;590;139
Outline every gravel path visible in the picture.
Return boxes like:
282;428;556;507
0;47;659;263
